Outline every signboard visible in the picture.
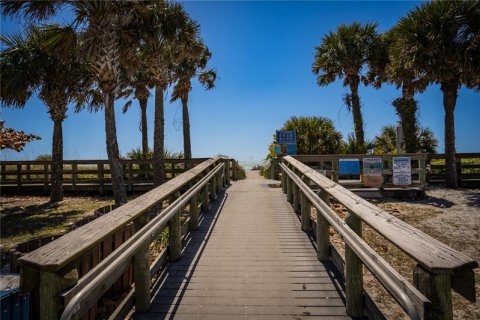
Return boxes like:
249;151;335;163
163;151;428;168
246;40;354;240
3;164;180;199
286;144;297;155
393;157;412;185
276;130;296;144
339;159;360;175
274;144;281;156
363;158;383;187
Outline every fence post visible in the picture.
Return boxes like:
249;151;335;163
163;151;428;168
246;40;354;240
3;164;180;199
127;163;133;191
17;164;22;193
189;192;200;231
281;166;287;194
317;190;331;261
209;175;217;201
287;175;293;203
72;163;77;192
300;176;311;231
419;158;426;186
38;268;78;320
414;265;453;320
43;163;49;193
332;160;339;183
133;213;150;312
98;163;104;195
292;171;300;213
168;191;182;261
345;211;364;317
225;160;231;185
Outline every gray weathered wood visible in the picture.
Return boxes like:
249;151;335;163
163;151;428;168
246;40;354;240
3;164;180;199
345;211;363;317
300;176;311;232
168;191;182;261
188;193;200;231
316;190;331;261
133;214;151;313
201;184;210;213
39;269;78;320
414;265;452;320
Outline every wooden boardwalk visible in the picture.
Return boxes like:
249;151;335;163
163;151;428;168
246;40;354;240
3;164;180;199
136;171;351;320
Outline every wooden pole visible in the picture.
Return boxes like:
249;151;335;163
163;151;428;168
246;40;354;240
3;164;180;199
209;175;217;201
287;176;293;203
39;269;78;320
300;176;311;232
133;213;150;312
414;265;453;320
317;190;331;261
98;163;104;195
332;160;339;183
168;191;182;261
189;193;200;231
345;211;364;317
292;181;300;213
72;163;77;192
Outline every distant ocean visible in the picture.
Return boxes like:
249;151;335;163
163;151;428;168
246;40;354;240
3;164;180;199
238;160;268;169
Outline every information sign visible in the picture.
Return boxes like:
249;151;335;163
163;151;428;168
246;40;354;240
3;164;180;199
393;157;412;185
363;158;383;187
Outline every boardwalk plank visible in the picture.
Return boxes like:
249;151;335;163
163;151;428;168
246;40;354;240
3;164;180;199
139;171;350;319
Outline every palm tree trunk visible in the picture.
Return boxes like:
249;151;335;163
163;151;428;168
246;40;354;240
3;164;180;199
441;81;458;188
140;98;148;157
181;94;192;162
153;85;165;186
349;80;365;146
105;92;128;204
50;118;63;202
393;88;419;153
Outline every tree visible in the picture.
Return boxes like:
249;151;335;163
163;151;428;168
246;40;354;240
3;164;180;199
171;40;216;162
373;125;438;154
313;22;381;146
0;121;40;152
0;26;90;202
341;133;375;154
281;116;343;155
2;1;147;203
391;1;480;187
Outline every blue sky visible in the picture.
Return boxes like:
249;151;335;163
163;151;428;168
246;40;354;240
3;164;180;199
1;1;479;162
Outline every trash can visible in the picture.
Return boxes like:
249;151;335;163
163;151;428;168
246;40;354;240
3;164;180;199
1;274;29;320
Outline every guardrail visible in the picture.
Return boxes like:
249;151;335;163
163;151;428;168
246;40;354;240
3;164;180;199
280;156;477;320
17;157;246;320
0;158;209;194
427;153;480;186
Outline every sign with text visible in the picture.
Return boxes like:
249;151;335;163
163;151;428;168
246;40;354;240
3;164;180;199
276;130;296;144
393;157;412;185
339;159;360;175
363;158;383;187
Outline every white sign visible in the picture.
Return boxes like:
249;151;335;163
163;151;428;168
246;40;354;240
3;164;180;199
363;158;383;187
393;157;411;185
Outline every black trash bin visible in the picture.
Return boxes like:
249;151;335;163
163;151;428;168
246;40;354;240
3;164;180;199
1;274;29;320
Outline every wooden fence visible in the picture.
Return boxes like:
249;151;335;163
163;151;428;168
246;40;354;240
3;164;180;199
267;153;428;189
427;153;480;186
16;157;246;320
280;156;477;320
0;158;209;194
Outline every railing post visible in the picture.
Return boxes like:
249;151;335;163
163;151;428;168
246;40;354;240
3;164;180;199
168;191;182;261
317;190;331;261
281;167;287;194
345;211;364;317
189;192;200;231
332;160;339;183
300;176;311;231
72;163;77;192
414;265;453;320
38;268;78;320
216;170;222;194
17;164;22;193
133;213;150;312
98;163;104;195
225;160;231;185
287;174;293;203
43;163;49;193
209;174;217;201
292;171;300;213
127;163;133;191
201;183;210;213
26;164;31;181
419;158;426;186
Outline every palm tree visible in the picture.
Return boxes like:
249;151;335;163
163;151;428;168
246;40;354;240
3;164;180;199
1;26;91;202
312;22;381;146
281;116;343;155
374;125;438;154
2;1;146;203
171;41;216;162
392;1;480;188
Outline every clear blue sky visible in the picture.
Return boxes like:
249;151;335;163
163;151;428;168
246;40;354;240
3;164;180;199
1;1;479;162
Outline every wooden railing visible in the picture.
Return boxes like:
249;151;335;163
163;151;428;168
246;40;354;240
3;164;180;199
280;156;478;320
17;157;246;320
427;153;480;185
0;158;209;193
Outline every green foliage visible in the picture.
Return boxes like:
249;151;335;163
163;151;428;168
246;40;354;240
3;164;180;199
281;116;343;155
374;125;438;154
340;133;375;154
35;154;52;161
124;147;184;160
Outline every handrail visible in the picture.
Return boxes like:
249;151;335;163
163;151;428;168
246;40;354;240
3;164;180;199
60;163;225;320
281;163;421;320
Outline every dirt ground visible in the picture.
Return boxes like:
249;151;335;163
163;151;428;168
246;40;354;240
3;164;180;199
0;195;113;251
323;186;480;319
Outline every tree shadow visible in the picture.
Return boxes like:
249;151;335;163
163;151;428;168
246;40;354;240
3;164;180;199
464;191;480;208
415;196;455;209
0;201;82;238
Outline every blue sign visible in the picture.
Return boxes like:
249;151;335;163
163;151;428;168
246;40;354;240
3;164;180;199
274;144;282;155
286;144;297;155
339;159;360;175
276;130;296;144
